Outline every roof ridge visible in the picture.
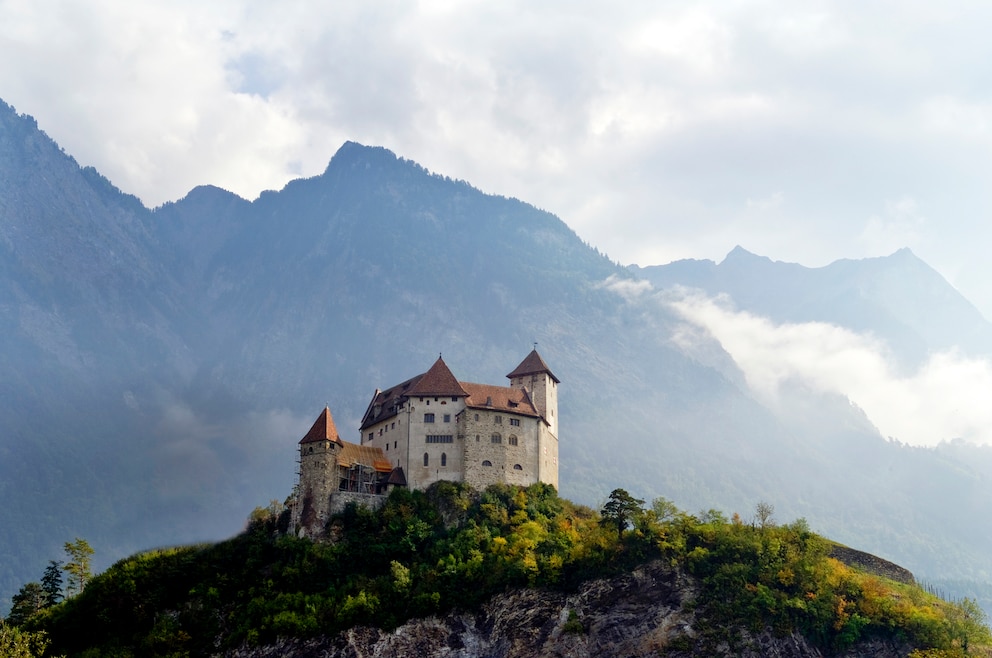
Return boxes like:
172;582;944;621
299;406;343;444
406;356;469;397
506;349;560;383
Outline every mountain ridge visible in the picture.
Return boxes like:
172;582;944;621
2;99;992;616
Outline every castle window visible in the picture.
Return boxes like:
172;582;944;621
451;396;458;402
426;435;453;443
495;415;502;424
482;460;493;467
367;433;373;442
394;441;397;449
443;414;451;423
510;418;520;426
385;443;389;451
391;422;395;429
441;453;447;467
491;433;502;444
513;464;523;470
474;413;479;421
424;453;429;467
475;435;480;442
378;428;382;435
308;446;313;454
508;435;518;446
424;413;435;423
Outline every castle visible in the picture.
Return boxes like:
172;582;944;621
292;350;559;535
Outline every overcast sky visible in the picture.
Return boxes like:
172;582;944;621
6;1;992;446
3;1;992;315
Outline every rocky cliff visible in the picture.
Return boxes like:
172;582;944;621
221;561;913;658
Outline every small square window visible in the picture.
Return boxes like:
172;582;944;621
443;414;451;423
424;413;435;423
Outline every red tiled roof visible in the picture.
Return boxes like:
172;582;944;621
406;357;469;398
300;407;343;445
506;349;560;383
462;383;539;416
337;442;393;472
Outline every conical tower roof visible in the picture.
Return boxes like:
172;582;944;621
506;349;560;383
406;356;469;397
299;406;343;444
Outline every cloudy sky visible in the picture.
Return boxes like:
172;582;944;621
4;2;992;305
4;1;992;445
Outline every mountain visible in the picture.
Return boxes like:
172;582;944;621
631;246;992;369
2;98;991;613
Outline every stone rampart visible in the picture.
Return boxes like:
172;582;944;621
828;545;915;585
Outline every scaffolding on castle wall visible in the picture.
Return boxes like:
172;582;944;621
341;461;380;494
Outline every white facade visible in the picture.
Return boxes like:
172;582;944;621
359;350;559;491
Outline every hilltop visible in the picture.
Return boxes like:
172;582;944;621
15;483;990;657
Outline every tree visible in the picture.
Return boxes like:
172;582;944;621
600;488;645;540
0;621;54;658
6;583;45;627
63;538;94;597
754;501;775;529
40;560;63;607
651;496;679;523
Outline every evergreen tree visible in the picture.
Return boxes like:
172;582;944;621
7;583;44;627
40;560;63;607
600;488;645;540
63;538;94;597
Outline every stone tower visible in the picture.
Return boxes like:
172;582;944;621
506;349;560;438
293;406;342;535
506;349;560;488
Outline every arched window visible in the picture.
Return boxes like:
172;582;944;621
513;464;523;470
441;452;447;467
482;460;493;467
424;452;429;467
508;435;518;446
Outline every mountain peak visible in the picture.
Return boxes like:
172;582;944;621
324;141;402;174
721;245;774;267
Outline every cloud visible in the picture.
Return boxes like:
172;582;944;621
4;1;992;317
665;290;992;447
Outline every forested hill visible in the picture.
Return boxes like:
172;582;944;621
3;97;992;615
14;484;991;658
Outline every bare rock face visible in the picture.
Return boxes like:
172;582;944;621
220;561;913;658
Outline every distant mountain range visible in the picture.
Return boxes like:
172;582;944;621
2;97;990;613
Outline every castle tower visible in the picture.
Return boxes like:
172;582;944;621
293;406;343;536
507;349;560;488
506;349;560;437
